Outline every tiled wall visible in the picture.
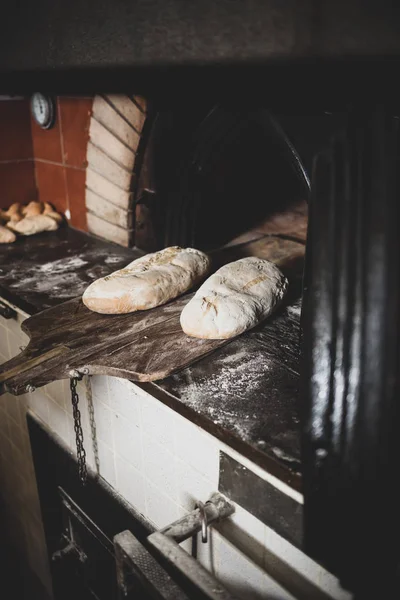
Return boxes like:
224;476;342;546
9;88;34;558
0;307;351;600
0;98;37;208
0;96;92;230
0;308;52;596
31;96;93;230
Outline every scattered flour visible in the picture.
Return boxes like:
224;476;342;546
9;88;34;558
38;256;89;273
105;255;124;264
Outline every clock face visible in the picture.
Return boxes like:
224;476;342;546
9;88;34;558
31;93;55;129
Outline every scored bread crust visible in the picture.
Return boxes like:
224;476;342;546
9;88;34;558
180;257;288;339
82;246;211;314
7;214;59;235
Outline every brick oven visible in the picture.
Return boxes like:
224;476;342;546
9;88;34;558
0;2;400;600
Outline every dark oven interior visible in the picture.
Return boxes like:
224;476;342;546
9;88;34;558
133;104;315;252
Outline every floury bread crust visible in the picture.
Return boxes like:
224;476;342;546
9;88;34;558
0;225;16;244
82;246;211;314
7;214;59;235
180;257;288;339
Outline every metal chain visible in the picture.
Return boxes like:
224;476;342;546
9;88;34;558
85;376;100;476
69;376;88;486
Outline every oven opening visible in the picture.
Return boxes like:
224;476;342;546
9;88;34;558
132;104;309;253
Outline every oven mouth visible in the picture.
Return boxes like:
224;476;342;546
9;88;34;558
133;103;310;253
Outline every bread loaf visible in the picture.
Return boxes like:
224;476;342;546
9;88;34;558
180;257;288;339
8;214;59;235
22;201;43;217
0;225;16;244
43;202;63;223
83;246;211;314
3;203;23;223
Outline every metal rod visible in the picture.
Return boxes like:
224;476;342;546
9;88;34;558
148;532;239;600
159;492;234;544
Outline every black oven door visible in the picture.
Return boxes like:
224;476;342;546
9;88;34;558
302;106;400;596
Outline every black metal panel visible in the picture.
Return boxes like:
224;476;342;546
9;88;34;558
2;0;400;75
302;107;400;595
219;452;302;548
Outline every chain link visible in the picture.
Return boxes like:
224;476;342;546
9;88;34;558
70;376;88;485
85;376;100;476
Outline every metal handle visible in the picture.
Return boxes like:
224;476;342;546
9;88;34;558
148;533;238;600
114;493;237;600
195;501;208;543
160;492;234;543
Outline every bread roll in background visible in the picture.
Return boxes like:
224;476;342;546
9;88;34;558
83;246;211;314
22;201;43;217
8;214;59;235
0;224;16;244
180;257;288;339
43;202;63;223
3;203;23;223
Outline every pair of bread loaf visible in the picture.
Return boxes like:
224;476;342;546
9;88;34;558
0;201;63;243
82;246;288;339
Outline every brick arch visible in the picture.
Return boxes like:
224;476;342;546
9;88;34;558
85;95;147;247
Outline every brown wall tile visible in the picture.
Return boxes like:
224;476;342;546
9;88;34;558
35;161;67;214
59;97;92;168
30;103;62;163
0;99;33;161
0;162;37;208
65;168;87;231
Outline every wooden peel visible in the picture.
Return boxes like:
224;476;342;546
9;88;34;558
0;235;305;396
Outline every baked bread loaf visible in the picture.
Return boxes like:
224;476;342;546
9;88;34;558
83;246;211;314
22;201;43;217
2;203;23;223
0;224;16;244
8;214;59;235
180;257;288;339
43;202;63;223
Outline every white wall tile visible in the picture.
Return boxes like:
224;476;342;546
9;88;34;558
6;412;25;449
5;312;28;338
98;439;116;487
7;329;26;358
175;457;217;511
92;398;114;448
0;325;10;358
47;397;69;446
145;480;179;529
140;392;175;454
216;504;266;567
113;413;142;471
142;433;176;500
91;374;109;401
3;391;22;426
215;531;295;600
115;454;146;514
45;378;67;410
107;377;141;426
174;414;219;483
263;525;351;600
28;388;50;426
